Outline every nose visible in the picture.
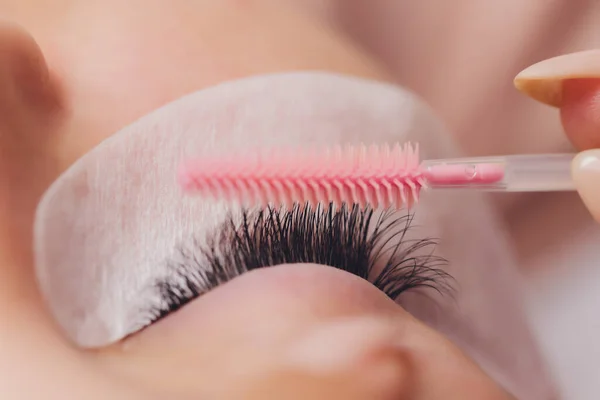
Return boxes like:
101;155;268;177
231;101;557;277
0;22;63;196
0;23;64;307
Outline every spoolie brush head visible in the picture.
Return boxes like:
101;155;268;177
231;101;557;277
178;143;426;209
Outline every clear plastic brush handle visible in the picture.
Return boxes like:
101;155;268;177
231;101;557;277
420;153;576;192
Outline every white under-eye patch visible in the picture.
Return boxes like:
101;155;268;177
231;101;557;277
34;72;552;399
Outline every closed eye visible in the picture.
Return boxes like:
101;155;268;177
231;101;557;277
143;203;454;326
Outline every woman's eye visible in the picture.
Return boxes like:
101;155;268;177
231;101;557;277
143;203;454;326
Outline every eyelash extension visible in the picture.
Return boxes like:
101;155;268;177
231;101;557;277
146;203;453;324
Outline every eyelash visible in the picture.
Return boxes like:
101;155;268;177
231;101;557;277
145;203;453;325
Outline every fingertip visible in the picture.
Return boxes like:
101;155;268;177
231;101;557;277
572;149;600;222
513;51;600;151
514;50;600;108
560;79;600;150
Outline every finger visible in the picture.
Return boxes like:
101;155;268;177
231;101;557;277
514;51;600;221
514;50;600;150
571;150;600;222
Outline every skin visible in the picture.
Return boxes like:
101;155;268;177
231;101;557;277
514;51;600;221
0;0;594;398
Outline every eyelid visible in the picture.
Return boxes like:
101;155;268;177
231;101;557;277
144;204;453;328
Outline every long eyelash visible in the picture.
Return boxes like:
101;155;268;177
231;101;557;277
147;203;453;324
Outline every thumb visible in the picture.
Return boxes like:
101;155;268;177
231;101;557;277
572;150;600;222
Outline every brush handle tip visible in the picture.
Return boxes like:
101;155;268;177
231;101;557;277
421;153;576;192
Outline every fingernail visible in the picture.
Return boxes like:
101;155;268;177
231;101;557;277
572;149;600;221
285;317;400;372
514;50;600;107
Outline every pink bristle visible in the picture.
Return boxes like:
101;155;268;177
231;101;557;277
177;143;425;209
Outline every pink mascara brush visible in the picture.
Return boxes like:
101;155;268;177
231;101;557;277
177;143;576;209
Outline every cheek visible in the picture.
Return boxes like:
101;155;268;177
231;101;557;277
60;3;225;117
51;0;385;168
53;2;231;162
